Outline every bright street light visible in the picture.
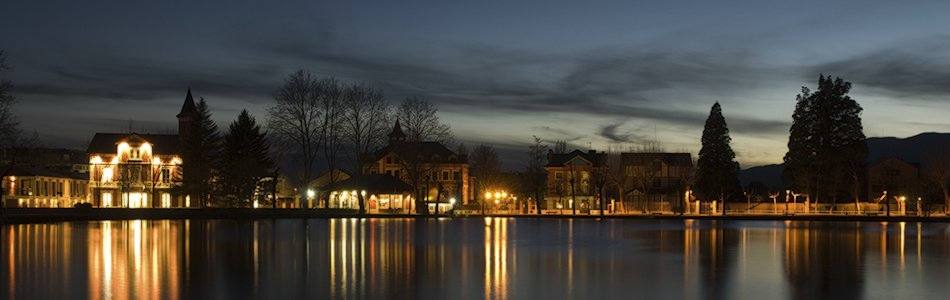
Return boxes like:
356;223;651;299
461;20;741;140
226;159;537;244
306;189;315;199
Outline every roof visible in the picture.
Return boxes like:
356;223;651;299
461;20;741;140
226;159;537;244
177;88;197;118
87;133;181;155
869;156;920;169
310;169;352;189
621;153;693;167
374;141;465;164
1;165;87;180
546;150;606;167
388;120;406;139
334;174;413;194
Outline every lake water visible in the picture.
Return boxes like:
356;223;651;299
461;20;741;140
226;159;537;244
3;218;950;299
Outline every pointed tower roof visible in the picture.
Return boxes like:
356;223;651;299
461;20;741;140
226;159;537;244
177;87;197;118
388;120;406;141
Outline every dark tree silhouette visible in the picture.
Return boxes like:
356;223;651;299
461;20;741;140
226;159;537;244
219;110;274;207
394;97;453;215
0;50;20;148
182;98;221;207
342;83;391;174
784;75;866;211
694;102;740;213
783;86;818;204
267;70;328;207
470;144;501;208
525;136;548;214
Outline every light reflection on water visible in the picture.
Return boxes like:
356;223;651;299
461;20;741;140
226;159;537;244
3;218;950;299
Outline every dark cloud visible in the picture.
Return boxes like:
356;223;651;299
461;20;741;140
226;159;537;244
808;36;950;99
599;122;638;143
15;49;284;102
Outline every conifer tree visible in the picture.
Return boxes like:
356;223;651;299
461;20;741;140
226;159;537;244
694;102;740;212
219;110;274;207
783;75;866;210
182;98;221;207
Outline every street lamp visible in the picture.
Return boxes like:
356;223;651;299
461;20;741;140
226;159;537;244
306;189;315;209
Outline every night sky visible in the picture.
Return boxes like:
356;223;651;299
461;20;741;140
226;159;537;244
3;0;950;168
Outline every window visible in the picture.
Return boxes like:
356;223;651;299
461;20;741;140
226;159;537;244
19;179;28;195
161;169;171;183
454;171;461;181
131;148;140;160
442;171;449;181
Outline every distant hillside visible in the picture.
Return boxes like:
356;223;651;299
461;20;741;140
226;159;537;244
739;132;950;188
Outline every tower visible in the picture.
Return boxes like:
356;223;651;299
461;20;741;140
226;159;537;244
177;88;197;140
388;120;406;144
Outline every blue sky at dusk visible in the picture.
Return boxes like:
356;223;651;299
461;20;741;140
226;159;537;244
3;0;950;168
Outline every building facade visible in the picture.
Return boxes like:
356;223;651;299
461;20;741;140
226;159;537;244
620;152;693;213
2;166;88;207
545;149;606;211
867;156;919;201
85;89;196;208
363;121;471;210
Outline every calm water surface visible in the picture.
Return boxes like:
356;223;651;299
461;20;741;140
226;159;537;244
3;218;950;299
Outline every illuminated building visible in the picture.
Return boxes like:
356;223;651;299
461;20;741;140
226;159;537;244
1;165;88;207
545;149;606;211
363;121;471;210
85;89;196;208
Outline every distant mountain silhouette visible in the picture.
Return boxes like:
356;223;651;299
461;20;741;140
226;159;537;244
739;132;950;188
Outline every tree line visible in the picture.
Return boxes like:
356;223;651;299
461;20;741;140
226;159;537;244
264;70;452;212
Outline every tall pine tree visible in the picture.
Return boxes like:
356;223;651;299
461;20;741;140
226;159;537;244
182;98;221;207
783;75;866;210
694;102;740;212
219;110;274;207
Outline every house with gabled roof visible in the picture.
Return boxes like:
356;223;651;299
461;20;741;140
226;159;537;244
545;149;606;212
84;89;196;208
362;121;470;213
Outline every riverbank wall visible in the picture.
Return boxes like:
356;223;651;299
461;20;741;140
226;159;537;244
3;208;950;224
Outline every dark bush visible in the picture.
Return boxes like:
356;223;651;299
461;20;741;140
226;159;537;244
73;202;93;209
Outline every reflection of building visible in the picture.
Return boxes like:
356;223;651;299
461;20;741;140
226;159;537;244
86;89;195;208
1;165;88;207
544;149;606;210
867;157;919;200
621;153;692;212
364;121;471;207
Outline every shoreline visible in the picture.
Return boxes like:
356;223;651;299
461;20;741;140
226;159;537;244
2;208;950;224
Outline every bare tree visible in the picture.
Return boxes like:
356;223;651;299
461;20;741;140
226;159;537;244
470;144;501;207
553;140;569;154
627;142;665;213
525;136;548;214
396;97;452;143
340;83;391;214
0;50;21;149
267;70;324;206
605;148;631;213
925;148;950;213
394;97;453;215
318;79;345;208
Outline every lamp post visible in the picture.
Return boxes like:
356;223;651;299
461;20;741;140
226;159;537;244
306;189;315;209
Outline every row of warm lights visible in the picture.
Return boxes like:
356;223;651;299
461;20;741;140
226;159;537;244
89;155;182;165
484;191;509;204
